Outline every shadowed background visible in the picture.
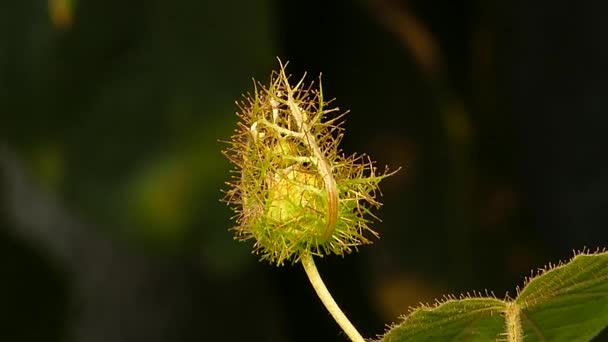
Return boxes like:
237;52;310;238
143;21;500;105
2;0;607;341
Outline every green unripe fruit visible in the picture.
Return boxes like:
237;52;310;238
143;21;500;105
266;166;322;224
223;61;397;265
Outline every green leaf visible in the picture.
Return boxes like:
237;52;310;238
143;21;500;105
381;298;506;341
380;250;608;342
516;251;608;341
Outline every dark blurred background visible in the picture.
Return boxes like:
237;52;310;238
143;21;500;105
2;0;607;341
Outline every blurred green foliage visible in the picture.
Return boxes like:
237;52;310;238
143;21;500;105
3;0;280;269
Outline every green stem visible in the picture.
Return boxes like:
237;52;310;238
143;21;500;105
300;253;365;342
505;302;522;342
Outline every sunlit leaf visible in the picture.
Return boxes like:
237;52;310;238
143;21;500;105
380;250;608;342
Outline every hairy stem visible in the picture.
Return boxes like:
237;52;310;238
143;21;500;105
300;253;365;342
505;302;522;342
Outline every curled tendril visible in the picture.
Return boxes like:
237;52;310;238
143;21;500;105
223;59;397;266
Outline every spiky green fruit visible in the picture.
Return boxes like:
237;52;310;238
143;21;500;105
223;60;396;265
